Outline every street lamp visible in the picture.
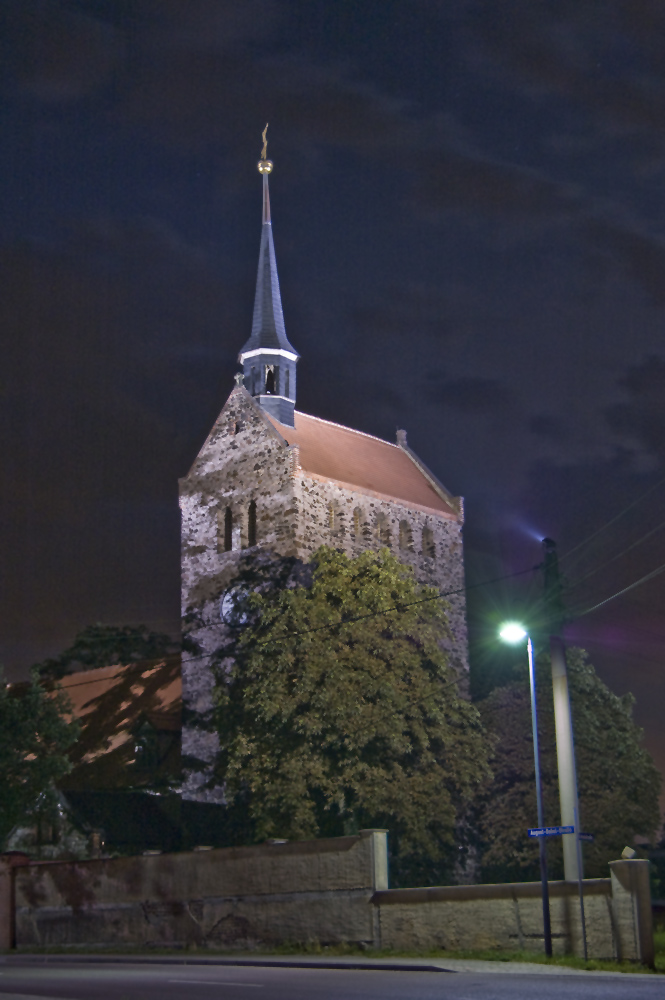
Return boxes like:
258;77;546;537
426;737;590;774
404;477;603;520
499;622;553;958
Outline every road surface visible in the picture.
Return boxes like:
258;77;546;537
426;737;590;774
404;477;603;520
0;959;662;1000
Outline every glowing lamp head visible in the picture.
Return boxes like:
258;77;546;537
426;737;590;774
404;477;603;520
258;159;273;173
499;622;528;644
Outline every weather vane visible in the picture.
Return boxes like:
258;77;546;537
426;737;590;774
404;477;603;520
258;123;273;174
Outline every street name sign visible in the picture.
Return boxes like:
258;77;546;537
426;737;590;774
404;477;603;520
528;825;575;838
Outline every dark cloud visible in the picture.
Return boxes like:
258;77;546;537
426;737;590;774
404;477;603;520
428;376;514;416
1;0;122;102
349;283;455;343
142;0;282;45
118;50;414;157
606;355;665;462
0;216;241;463
457;0;665;135
410;148;573;219
583;219;665;306
529;414;567;440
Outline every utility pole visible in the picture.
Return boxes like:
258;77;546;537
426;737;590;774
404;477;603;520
543;538;580;880
542;538;588;958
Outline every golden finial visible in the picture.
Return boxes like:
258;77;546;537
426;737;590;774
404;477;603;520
258;123;273;174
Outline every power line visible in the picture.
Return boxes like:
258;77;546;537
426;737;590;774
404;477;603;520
257;566;542;645
559;473;665;570
580;618;665;645
572;558;665;620
565;514;665;592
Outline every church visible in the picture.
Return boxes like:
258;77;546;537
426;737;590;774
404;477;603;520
179;137;469;801
8;137;470;855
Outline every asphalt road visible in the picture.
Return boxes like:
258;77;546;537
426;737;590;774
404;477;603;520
0;961;663;1000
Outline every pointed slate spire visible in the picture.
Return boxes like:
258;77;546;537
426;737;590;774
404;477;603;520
238;126;299;427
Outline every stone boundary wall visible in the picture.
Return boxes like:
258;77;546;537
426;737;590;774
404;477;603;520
4;831;387;951
373;860;654;964
0;836;653;966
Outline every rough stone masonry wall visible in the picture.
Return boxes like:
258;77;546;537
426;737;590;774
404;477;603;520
1;841;653;963
8;831;388;950
290;471;468;675
373;860;654;964
179;388;299;798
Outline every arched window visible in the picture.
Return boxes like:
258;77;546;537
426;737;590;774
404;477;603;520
399;519;413;551
353;507;362;535
375;512;391;546
328;501;335;532
422;525;435;560
285;368;290;398
224;507;233;552
248;500;257;547
265;365;275;394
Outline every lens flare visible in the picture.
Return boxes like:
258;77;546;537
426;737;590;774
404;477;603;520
499;622;527;643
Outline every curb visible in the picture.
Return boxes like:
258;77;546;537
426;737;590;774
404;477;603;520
1;953;661;978
1;955;448;973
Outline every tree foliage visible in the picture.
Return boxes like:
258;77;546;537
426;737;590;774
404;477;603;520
210;546;491;885
0;671;80;847
34;623;179;680
476;647;661;881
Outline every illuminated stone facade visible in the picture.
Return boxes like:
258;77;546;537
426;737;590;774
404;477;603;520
179;388;467;801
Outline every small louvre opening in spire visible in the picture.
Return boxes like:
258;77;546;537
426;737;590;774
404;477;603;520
265;365;275;394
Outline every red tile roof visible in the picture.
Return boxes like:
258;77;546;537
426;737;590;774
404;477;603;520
266;411;460;519
52;658;181;788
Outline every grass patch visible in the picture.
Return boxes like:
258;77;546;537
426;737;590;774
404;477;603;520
654;925;665;973
252;939;661;974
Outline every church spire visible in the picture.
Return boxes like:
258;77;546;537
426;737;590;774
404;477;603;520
238;125;299;428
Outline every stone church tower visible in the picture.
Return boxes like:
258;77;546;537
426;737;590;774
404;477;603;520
180;141;468;800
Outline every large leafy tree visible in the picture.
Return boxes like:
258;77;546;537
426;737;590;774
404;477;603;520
0;672;80;847
476;647;661;881
34;623;179;680
209;546;491;886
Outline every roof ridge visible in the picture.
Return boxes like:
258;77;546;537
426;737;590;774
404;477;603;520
293;410;400;449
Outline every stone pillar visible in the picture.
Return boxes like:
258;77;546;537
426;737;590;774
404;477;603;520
610;859;654;967
0;859;14;950
360;829;388;890
360;829;388;949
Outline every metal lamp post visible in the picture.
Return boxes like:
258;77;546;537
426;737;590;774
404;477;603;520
499;622;553;957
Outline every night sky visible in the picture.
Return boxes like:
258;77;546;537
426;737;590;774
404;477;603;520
3;1;665;812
